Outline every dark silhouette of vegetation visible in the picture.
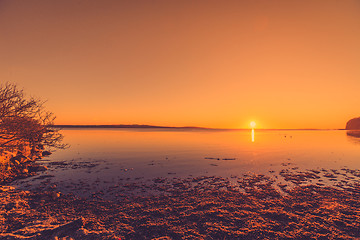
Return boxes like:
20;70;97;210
346;117;360;130
0;82;66;152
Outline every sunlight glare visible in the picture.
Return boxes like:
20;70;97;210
250;121;256;129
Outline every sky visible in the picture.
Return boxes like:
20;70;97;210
0;0;359;129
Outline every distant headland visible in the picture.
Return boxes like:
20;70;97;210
54;124;215;130
346;117;360;130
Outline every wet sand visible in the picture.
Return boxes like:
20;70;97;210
2;162;360;239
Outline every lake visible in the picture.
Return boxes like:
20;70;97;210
14;128;360;197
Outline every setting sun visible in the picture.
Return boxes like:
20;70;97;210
250;121;256;129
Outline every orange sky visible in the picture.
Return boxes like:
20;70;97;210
0;0;359;129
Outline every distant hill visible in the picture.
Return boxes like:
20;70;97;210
53;124;214;130
346;117;360;130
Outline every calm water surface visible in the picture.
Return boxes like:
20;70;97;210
15;129;360;196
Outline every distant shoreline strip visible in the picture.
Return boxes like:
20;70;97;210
53;125;345;131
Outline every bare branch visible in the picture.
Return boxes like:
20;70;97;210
0;82;67;151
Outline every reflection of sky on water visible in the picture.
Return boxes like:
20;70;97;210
13;129;360;197
44;129;360;177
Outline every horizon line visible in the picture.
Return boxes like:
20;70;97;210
53;124;346;131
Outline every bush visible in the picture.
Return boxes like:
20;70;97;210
0;82;66;152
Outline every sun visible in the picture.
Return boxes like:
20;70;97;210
250;121;256;128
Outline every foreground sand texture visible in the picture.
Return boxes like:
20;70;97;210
1;169;360;239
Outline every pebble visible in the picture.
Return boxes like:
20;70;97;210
0;186;15;192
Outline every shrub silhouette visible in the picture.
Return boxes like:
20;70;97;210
0;82;66;152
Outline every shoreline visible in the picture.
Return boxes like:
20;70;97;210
1;159;360;239
54;124;346;131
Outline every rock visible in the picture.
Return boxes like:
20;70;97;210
0;186;15;192
37;165;48;171
346;117;360;130
37;217;85;238
10;154;30;163
51;191;61;200
0;217;119;240
29;164;48;172
42;151;52;156
5;202;17;210
31;148;42;155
